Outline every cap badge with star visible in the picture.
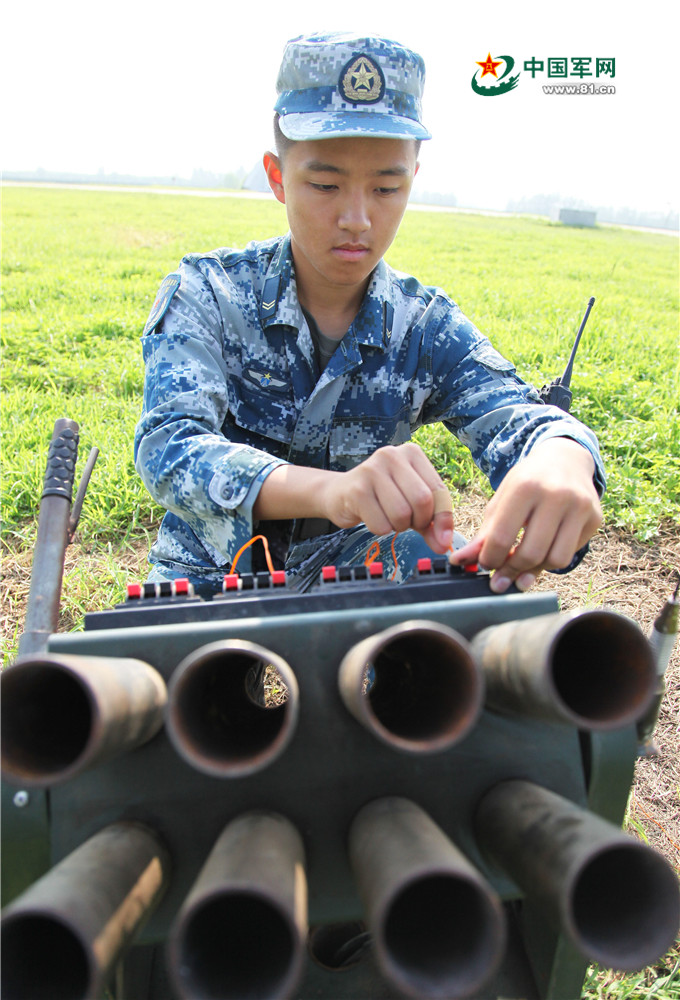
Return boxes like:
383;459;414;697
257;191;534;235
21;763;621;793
340;55;385;104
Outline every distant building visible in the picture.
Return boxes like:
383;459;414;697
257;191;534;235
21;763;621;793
559;208;597;228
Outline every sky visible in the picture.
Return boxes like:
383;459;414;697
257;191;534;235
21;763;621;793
3;0;678;215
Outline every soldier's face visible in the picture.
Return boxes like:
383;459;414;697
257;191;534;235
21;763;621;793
266;137;418;307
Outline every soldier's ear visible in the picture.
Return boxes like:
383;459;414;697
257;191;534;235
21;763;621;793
264;153;285;204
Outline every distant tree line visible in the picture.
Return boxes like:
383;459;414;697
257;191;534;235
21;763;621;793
5;169;676;232
5;166;248;190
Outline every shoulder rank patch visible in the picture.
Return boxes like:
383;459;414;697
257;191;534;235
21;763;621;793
260;275;281;321
143;273;181;335
383;301;394;346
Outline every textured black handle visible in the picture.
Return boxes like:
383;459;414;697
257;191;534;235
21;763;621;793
42;419;79;501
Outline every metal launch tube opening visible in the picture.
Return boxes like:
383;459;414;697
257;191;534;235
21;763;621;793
1;914;91;1000
1;654;166;786
166;640;299;777
173;892;297;1000
474;780;680;972
169;813;306;1000
350;798;505;998
383;873;505;998
1;662;92;783
1;822;169;1000
570;844;680;969
549;611;655;726
339;621;482;752
473;610;656;729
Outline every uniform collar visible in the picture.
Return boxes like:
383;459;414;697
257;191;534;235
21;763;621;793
352;259;395;350
259;234;299;327
260;235;395;350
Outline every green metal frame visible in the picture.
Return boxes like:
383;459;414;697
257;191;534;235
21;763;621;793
2;588;639;999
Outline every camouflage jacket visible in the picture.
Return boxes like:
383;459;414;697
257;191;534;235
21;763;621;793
134;234;605;573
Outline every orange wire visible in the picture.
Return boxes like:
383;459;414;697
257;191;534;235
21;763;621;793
230;534;276;576
390;534;398;580
364;541;381;567
364;534;401;581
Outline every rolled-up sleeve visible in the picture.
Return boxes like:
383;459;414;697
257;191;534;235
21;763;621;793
134;264;287;566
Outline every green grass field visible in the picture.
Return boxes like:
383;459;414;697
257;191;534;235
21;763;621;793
2;185;679;999
2;186;678;549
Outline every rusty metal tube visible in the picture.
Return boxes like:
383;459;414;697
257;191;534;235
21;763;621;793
166;639;299;777
168;811;307;1000
475;779;680;970
471;609;656;729
338;620;483;753
0;821;170;1000
349;797;506;998
1;653;167;787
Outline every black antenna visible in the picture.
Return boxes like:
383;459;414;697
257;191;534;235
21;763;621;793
540;297;595;412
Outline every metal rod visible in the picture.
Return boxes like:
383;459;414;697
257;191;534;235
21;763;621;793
1;653;167;787
338;620;483;753
1;821;170;1000
18;419;80;657
638;571;680;748
68;447;99;542
471;609;656;729
165;639;299;777
474;779;680;970
349;797;506;998
168;811;307;1000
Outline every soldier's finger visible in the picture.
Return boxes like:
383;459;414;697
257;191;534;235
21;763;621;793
449;536;484;566
420;511;454;554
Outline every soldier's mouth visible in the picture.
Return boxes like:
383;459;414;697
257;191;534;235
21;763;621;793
332;244;371;262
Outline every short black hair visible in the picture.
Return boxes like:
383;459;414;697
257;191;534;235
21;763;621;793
273;114;295;161
273;114;421;163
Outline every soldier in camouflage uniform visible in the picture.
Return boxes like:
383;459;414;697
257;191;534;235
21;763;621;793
135;32;604;596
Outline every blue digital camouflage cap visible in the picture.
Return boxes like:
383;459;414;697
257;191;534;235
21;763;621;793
275;31;431;141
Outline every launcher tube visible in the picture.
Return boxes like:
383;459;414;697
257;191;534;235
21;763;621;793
168;812;307;1000
0;821;170;1000
338;620;483;753
349;797;505;998
471;609;655;729
475;779;680;970
166;639;299;777
1;653;166;787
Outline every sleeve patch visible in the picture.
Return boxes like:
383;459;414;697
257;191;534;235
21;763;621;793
143;273;181;335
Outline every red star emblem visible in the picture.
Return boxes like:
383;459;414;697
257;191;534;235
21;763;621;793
476;53;503;78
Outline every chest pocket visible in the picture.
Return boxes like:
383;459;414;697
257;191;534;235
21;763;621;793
328;403;413;467
228;374;297;446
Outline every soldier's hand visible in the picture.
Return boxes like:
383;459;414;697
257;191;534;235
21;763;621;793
325;443;454;553
449;438;602;592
